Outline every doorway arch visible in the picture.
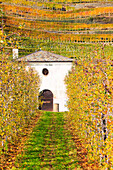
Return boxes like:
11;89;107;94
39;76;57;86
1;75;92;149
39;89;53;111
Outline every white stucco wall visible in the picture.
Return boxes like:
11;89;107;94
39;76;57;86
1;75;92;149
27;61;72;112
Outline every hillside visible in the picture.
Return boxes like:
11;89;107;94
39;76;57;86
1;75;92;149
0;0;113;58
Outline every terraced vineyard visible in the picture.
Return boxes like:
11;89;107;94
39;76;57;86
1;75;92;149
0;0;113;58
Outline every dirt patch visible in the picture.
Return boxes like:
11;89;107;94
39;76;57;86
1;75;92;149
72;2;113;9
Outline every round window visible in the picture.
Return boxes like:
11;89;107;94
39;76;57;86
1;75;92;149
42;68;49;75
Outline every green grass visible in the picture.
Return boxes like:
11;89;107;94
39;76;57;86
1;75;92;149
16;112;81;169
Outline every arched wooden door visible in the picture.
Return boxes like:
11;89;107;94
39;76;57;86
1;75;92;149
39;90;53;111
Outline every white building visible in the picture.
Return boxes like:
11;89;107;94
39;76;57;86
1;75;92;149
18;50;73;112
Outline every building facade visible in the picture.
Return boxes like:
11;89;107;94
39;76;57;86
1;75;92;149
18;50;73;112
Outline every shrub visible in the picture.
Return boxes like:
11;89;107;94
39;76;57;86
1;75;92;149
65;50;113;168
0;53;40;154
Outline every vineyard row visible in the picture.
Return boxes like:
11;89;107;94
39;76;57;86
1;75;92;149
1;4;113;20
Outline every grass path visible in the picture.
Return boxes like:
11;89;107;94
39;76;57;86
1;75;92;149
16;112;81;169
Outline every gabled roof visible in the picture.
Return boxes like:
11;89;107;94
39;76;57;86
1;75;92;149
18;50;73;62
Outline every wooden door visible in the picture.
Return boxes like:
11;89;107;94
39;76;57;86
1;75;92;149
39;90;53;111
